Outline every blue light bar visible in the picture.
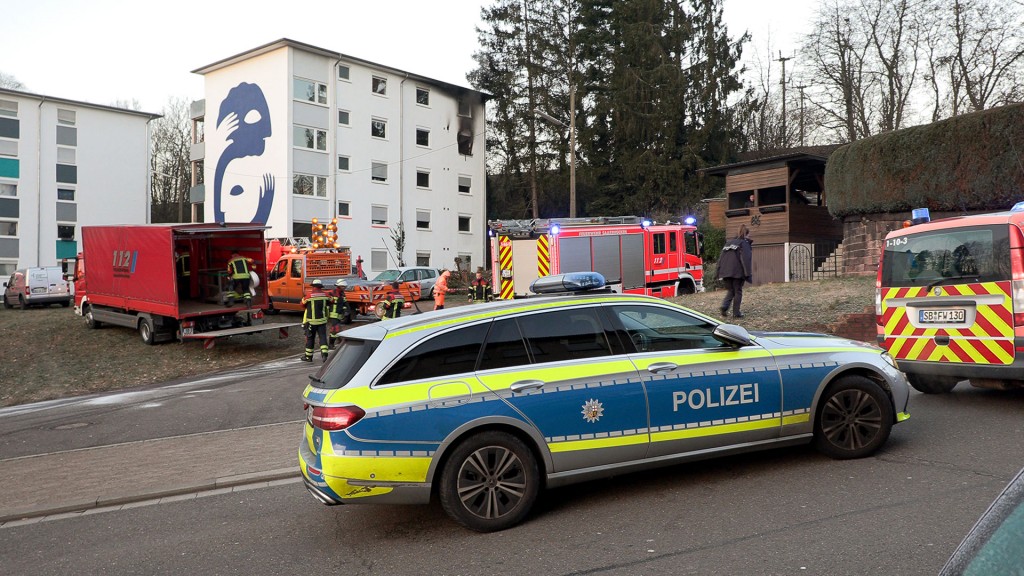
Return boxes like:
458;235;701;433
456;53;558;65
530;272;606;294
550;224;561;236
911;208;930;225
1012;201;1024;212
641;219;652;228
683;216;697;225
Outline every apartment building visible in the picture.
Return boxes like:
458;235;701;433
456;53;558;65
190;39;488;274
0;88;157;274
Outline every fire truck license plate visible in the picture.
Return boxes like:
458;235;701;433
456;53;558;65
920;309;966;324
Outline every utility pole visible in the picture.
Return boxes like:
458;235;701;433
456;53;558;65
796;84;809;146
777;52;791;146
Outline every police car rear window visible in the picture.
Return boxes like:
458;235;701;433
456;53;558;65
314;338;378;389
881;225;1010;288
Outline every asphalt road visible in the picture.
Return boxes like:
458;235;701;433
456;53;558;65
4;375;1024;574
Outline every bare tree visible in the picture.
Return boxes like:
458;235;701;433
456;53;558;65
804;0;875;142
950;0;1024;112
150;98;192;223
0;72;25;90
862;0;922;131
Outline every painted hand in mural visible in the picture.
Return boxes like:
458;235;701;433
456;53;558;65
213;82;274;225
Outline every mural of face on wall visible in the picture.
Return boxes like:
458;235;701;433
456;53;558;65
213;82;274;224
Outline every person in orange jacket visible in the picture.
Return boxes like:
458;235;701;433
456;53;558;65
434;269;453;310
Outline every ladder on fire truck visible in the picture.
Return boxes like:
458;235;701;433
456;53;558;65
488;216;644;237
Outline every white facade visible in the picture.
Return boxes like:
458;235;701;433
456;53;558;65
192;39;488;274
0;88;156;274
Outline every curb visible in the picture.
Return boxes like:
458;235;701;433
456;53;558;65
0;467;298;524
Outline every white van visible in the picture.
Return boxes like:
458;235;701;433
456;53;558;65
3;266;71;309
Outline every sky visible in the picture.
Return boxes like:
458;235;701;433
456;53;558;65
1;0;818;114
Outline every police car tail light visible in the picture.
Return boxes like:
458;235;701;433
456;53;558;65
310;405;365;431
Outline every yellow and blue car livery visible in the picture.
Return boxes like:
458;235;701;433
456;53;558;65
299;290;910;530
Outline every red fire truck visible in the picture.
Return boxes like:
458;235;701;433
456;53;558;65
488;216;704;299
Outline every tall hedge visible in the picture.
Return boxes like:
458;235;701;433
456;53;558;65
825;103;1024;218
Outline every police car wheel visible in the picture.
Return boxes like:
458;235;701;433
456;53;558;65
906;373;959;394
813;376;893;460
439;431;539;532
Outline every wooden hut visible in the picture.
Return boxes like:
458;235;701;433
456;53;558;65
701;146;842;284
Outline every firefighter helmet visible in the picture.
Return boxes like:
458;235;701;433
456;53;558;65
311;278;323;287
335;279;347;288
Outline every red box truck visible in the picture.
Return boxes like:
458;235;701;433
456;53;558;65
73;223;298;346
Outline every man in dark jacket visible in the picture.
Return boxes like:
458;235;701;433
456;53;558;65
718;224;753;318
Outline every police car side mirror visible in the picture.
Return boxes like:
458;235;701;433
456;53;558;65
713;324;752;348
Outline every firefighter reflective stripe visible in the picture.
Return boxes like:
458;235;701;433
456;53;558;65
537;235;550;277
498;235;514;300
880;281;1014;365
304;295;330;324
228;257;251;279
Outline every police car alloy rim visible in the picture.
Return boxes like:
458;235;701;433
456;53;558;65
456;445;528;520
819;389;883;451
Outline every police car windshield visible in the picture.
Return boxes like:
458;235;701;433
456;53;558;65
313;338;378;389
881;225;1010;288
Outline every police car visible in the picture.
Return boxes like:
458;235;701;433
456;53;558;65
299;273;911;532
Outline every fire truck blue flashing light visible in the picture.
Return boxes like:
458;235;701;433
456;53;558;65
1012;201;1024;212
530;272;606;294
911;208;931;225
550;224;561;236
641;219;653;228
683;216;697;226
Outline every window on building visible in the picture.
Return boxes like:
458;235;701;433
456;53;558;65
56;164;77;184
294;78;327;105
416;252;430;267
56;126;76;147
458;215;471;233
458;98;472;118
293;174;327;197
57;225;75;240
193;160;204;186
416;170;430;188
416;210;430;230
192;118;204;144
371;161;387;182
372;76;387;95
293;221;313;239
416;128;429;147
57;147;75;165
294;126;327;151
338;155;350;171
0;117;19;140
458;176;471;194
371;248;388;271
458;129;473;156
371;205;388;226
371;118;387;139
0;100;17;118
338;201;350;217
338;65;350;81
0;261;15;276
0;140;16;158
416;88;430;106
0;183;16;197
57;188;74;201
57;109;76;126
338;110;350;125
0;221;17;236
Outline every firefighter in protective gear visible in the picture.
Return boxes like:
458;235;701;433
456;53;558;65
302;279;331;361
328;278;350;349
380;283;404;320
434;269;452;310
468;270;492;303
226;252;255;307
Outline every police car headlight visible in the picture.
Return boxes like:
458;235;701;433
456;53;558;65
880;351;898;369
